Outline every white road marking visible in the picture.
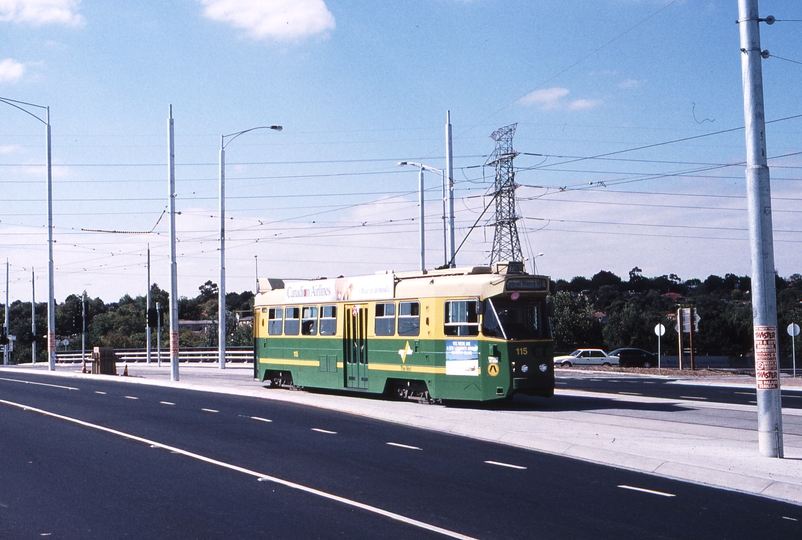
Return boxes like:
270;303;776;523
387;442;422;451
618;392;642;396
160;401;175;406
201;408;219;413
679;395;706;401
618;485;676;497
782;516;798;521
735;391;755;396
783;395;802;399
250;416;273;423
0;398;477;540
124;396;139;400
484;460;527;470
95;391;107;395
0;377;78;391
312;428;337;435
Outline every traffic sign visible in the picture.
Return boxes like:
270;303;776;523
788;323;800;337
654;323;666;337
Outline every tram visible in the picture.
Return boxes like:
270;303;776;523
253;261;554;402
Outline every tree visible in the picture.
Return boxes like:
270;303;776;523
551;291;605;352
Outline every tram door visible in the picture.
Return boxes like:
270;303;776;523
344;304;369;389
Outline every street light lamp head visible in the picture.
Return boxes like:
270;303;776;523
270;125;283;131
397;161;408;166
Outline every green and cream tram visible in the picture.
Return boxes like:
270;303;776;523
253;262;554;402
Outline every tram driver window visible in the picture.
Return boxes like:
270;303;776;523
398;301;420;336
301;306;318;335
444;300;479;336
284;307;300;335
320;305;337;336
375;302;395;336
268;308;283;335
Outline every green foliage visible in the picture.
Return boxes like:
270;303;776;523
551;291;604;352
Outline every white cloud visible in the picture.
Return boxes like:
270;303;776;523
618;78;644;89
517;87;602;111
567;98;602;111
199;0;335;41
0;58;25;82
517;87;569;110
0;0;85;26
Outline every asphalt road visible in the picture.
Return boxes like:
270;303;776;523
554;370;802;409
1;372;800;539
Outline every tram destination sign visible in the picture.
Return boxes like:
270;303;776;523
505;277;548;292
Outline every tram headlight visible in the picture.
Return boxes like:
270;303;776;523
521;364;529;373
538;363;548;373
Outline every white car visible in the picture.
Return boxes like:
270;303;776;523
554;349;619;367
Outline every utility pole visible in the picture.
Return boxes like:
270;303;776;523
4;259;8;365
146;245;152;364
486;124;523;266
738;0;783;458
168;106;179;382
81;291;86;362
445;111;456;267
31;268;36;364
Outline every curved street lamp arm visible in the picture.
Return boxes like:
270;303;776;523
0;96;48;125
222;125;283;149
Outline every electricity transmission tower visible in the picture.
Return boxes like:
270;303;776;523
486;123;523;265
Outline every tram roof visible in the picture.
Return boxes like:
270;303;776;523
255;263;549;306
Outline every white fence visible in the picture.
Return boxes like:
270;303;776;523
56;348;253;364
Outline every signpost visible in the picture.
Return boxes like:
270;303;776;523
655;323;666;373
789;323;800;378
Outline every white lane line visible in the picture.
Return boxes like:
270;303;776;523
387;442;422;451
783;395;802;399
250;416;273;423
735;391;755;396
782;516;798;522
484;460;527;470
95;391;107;395
618;391;642;396
0;377;78;391
201;408;219;413
618;485;676;497
312;428;337;435
679;395;707;401
0;398;477;540
124;396;139;400
160;401;175;406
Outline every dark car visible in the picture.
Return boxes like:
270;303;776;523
610;348;658;368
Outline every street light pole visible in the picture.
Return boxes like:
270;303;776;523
219;125;282;369
399;161;448;270
0;97;56;370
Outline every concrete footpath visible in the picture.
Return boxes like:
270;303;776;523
2;362;801;507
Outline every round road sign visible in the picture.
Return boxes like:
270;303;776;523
788;323;801;337
654;323;666;337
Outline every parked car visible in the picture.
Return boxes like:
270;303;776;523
554;349;619;367
610;348;658;368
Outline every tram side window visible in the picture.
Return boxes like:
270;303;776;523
444;300;479;336
375;302;396;336
284;307;300;335
301;306;318;335
320;305;337;336
398;301;420;336
268;308;283;335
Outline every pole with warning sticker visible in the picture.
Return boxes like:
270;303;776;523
738;0;783;457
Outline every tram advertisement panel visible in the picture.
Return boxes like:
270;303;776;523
284;274;394;304
445;340;479;376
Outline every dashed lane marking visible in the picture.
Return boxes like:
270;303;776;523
618;392;642;396
679;395;706;401
124;396;139;400
484;460;527;470
201;408;219;413
0;398;477;540
618;485;676;497
387;442;422;451
312;428;337;435
250;416;273;423
160;401;175;406
95;391;107;395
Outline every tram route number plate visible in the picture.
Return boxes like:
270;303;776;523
754;326;779;390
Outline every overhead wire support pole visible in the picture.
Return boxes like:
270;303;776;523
738;0;783;458
0;97;56;370
168;106;179;382
445;111;456;267
219;125;282;370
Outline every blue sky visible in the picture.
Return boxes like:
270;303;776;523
1;0;801;303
